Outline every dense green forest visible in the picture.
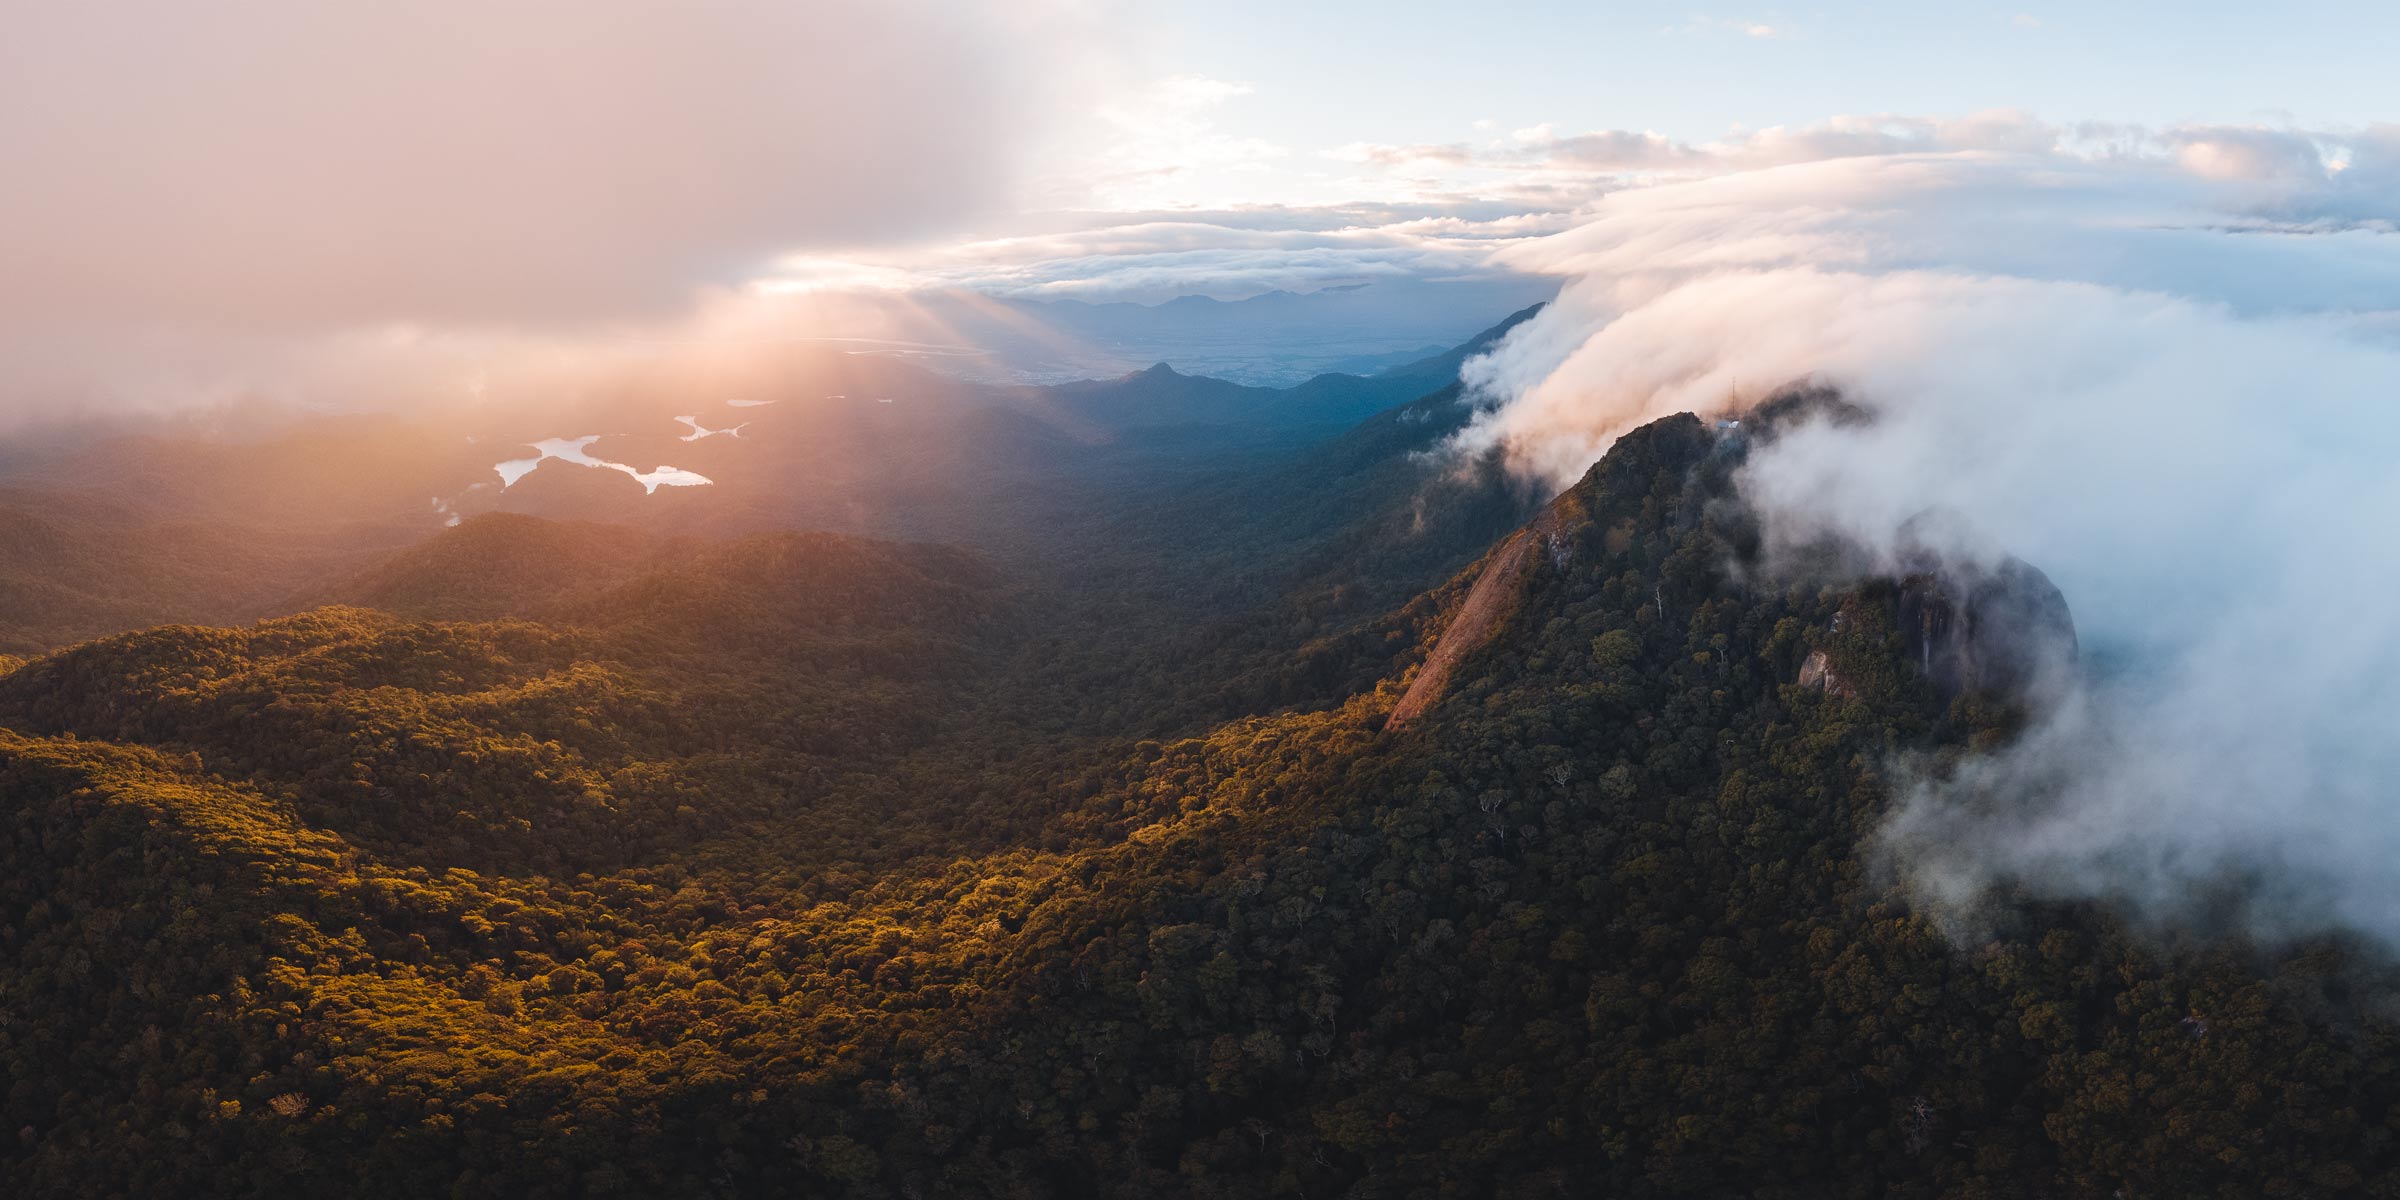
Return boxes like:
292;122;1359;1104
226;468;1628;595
5;399;2398;1199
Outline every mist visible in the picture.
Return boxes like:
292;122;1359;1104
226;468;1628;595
1451;137;2400;949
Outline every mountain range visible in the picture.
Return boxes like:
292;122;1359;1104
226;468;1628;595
3;305;2393;1199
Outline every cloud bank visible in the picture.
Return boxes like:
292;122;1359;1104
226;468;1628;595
1450;130;2400;949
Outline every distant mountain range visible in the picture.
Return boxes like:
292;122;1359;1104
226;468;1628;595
0;303;1544;654
826;277;1556;386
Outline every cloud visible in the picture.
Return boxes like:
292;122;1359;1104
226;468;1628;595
2;2;1084;330
1506;111;2063;175
1068;74;1291;210
1670;16;1794;40
758;206;1559;304
1448;137;2400;950
1317;112;2068;196
0;0;1100;419
1525;130;1700;172
1080;116;2091;305
2168;125;2341;184
1325;142;1478;169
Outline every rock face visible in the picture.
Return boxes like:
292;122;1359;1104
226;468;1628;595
1798;549;2079;703
1795;649;1851;698
1889;508;2079;699
1385;505;1564;731
1893;556;2078;699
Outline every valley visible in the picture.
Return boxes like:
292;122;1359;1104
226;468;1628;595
4;344;2392;1198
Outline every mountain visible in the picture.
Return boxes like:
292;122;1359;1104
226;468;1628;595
989;279;1554;385
1020;303;1543;445
7;398;2392;1198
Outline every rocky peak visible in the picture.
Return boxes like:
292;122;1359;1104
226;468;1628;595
1799;510;2079;704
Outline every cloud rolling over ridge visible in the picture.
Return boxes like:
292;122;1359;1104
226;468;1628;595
1452;139;2400;947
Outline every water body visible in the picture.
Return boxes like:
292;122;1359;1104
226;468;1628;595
673;416;747;442
492;435;714;495
615;464;713;494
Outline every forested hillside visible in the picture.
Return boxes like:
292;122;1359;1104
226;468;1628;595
0;487;393;655
4;408;2397;1198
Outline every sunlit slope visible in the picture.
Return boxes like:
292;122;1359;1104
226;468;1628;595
1;528;1008;877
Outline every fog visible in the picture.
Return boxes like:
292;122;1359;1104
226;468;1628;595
0;1;1091;422
1452;138;2400;948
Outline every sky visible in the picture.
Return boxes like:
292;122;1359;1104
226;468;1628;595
2;2;2397;415
1106;0;2394;208
10;3;2396;351
1063;0;2400;217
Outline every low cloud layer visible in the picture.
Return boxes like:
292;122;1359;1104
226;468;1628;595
758;204;1562;304
1451;135;2400;949
839;112;2400;311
